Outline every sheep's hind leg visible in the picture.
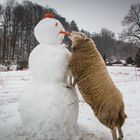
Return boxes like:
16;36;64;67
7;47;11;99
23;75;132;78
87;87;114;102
111;127;117;140
117;126;123;140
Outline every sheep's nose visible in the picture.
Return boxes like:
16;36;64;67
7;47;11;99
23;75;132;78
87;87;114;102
71;31;77;34
69;32;72;36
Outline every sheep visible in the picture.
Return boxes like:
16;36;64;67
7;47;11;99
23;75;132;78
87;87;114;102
68;31;127;140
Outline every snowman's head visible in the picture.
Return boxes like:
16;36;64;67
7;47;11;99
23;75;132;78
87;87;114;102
34;13;68;45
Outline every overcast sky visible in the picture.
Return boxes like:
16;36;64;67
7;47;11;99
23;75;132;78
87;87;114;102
1;0;139;36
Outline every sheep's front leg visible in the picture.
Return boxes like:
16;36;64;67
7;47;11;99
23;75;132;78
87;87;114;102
72;76;78;87
117;126;123;140
111;127;117;140
64;65;73;88
66;72;73;88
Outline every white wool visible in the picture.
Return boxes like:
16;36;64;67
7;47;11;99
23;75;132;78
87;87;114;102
19;17;79;140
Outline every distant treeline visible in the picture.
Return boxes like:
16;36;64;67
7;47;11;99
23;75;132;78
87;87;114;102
0;0;139;65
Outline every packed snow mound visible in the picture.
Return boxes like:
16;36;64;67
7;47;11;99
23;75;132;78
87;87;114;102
34;18;65;45
19;80;79;140
19;14;79;140
29;44;70;82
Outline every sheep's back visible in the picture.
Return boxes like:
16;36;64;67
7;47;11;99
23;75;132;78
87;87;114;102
69;45;126;128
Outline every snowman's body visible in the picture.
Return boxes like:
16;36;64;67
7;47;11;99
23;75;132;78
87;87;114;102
19;15;79;140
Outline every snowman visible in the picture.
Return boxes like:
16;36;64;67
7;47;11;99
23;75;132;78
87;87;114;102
19;13;79;140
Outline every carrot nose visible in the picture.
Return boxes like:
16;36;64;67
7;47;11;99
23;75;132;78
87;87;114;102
59;31;70;36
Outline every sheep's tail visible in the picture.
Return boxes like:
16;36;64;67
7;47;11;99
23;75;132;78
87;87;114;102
117;108;127;127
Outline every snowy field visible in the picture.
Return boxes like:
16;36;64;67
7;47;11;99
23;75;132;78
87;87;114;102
0;66;140;140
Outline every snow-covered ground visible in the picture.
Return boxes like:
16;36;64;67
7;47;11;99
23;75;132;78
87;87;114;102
0;66;140;140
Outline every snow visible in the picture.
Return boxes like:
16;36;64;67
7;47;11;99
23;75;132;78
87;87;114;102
28;44;70;82
0;66;140;140
0;65;7;72
34;18;65;45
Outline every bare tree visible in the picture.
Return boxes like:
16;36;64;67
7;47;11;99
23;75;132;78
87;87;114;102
92;28;116;59
120;3;140;44
0;0;138;68
0;4;3;58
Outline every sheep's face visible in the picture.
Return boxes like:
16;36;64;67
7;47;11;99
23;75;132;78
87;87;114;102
68;31;86;42
68;31;93;50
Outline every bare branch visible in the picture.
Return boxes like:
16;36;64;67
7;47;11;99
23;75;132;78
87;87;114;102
120;3;140;43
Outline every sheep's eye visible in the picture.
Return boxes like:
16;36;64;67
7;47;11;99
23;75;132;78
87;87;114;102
80;34;83;36
55;22;58;27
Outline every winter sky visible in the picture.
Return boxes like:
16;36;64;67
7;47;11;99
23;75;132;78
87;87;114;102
1;0;139;36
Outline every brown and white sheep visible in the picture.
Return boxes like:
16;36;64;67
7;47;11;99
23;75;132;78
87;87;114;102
68;31;127;140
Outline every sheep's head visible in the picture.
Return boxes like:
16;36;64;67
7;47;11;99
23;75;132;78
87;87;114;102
68;31;94;51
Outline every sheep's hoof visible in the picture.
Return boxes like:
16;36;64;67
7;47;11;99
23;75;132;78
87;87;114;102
66;84;74;89
66;85;70;88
